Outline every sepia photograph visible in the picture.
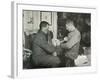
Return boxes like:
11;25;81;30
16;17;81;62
11;2;97;78
22;10;91;69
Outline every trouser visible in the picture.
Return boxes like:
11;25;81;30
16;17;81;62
65;57;75;67
58;55;75;67
32;54;61;68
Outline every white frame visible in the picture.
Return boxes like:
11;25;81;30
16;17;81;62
11;1;97;78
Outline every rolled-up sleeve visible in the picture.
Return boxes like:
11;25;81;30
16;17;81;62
61;32;81;49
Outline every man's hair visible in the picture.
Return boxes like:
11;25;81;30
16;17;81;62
39;21;49;30
65;19;74;25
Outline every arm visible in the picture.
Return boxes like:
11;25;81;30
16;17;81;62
35;35;56;53
60;33;81;49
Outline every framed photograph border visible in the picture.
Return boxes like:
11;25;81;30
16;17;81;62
11;1;97;78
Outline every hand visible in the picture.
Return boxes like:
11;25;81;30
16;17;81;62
52;39;61;46
55;39;61;46
52;52;57;56
64;37;68;41
23;48;32;56
52;39;57;46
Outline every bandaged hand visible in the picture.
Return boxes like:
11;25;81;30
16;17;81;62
59;37;68;44
52;39;61;46
64;37;68;41
56;39;61;46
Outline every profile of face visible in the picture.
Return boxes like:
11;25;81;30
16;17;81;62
65;22;75;31
43;24;49;34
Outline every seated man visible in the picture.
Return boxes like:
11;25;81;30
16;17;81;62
60;19;81;67
32;21;60;68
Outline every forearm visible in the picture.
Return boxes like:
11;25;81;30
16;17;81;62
61;35;80;49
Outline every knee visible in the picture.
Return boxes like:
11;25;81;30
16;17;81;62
55;57;61;64
51;57;61;67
